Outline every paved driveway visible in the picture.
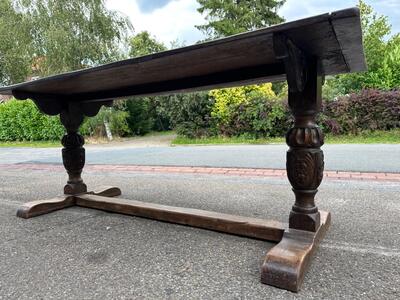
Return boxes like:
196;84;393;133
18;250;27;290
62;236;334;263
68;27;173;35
1;142;399;298
1;168;400;299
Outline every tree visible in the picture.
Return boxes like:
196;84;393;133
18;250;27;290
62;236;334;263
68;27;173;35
0;0;32;85
196;0;286;38
17;0;132;77
127;31;170;134
129;31;167;57
327;0;400;96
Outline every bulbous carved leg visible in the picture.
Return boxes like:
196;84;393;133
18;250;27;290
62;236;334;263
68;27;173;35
62;132;87;194
261;34;330;292
286;115;324;232
60;104;87;195
16;100;123;219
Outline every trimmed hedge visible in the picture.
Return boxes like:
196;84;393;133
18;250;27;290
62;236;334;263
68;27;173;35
172;89;400;138
1;89;399;141
0;99;64;141
322;89;400;135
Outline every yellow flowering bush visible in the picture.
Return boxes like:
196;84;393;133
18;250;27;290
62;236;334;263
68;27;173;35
209;83;282;136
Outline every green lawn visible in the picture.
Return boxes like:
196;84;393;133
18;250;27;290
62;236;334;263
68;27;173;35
0;131;176;148
325;130;400;144
0;140;60;148
1;129;398;147
172;136;284;145
172;129;400;145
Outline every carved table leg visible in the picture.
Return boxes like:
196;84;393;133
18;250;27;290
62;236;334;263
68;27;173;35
286;114;324;232
261;34;331;292
16;102;122;219
60;104;87;195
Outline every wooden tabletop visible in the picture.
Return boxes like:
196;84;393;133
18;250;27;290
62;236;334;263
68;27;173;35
0;7;366;102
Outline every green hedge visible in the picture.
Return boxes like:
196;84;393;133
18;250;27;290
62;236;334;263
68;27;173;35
2;89;399;142
0;99;64;141
168;89;400;138
321;89;400;134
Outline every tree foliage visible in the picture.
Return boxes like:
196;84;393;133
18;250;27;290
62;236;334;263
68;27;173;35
321;90;400;135
22;0;132;77
159;92;215;138
0;0;31;84
209;83;286;137
0;99;64;141
210;83;276;125
126;31;170;135
328;0;400;95
129;31;167;57
81;107;131;138
0;0;131;84
196;0;286;38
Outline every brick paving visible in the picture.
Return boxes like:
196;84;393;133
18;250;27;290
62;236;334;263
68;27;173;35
1;163;399;182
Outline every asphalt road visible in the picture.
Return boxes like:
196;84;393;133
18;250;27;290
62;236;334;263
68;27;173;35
1;168;399;299
1;144;399;172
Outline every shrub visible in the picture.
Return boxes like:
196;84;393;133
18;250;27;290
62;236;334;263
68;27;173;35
0;99;64;141
81;106;131;138
208;83;289;137
148;96;172;131
244;97;291;137
125;98;154;135
322;89;400;134
157;93;215;138
210;83;277;132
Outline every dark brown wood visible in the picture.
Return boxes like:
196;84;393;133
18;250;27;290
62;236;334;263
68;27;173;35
16;187;121;219
60;103;88;195
17;196;76;219
74;194;286;242
14;63;286;103
286;61;324;233
0;8;365;103
274;33;324;232
261;211;331;292
88;186;122;197
330;9;367;72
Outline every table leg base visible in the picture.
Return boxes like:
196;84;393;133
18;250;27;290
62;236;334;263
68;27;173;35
260;211;331;292
16;186;121;219
17;189;329;292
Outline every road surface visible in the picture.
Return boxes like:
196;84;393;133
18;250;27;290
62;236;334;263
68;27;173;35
1;144;399;172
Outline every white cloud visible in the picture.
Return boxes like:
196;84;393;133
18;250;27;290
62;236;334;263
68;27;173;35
106;0;399;48
106;0;206;46
279;0;358;22
280;0;399;34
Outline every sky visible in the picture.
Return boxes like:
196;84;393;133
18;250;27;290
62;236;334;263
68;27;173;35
106;0;400;46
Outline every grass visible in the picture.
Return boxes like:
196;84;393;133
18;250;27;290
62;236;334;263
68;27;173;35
172;129;400;145
1;130;398;147
172;136;285;145
325;129;400;144
0;131;177;148
0;140;60;148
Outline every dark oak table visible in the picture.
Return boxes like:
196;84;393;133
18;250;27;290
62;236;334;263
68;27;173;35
0;7;366;292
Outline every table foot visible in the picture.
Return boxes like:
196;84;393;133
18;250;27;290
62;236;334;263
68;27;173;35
261;211;331;292
16;186;121;219
16;196;76;219
89;186;122;197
